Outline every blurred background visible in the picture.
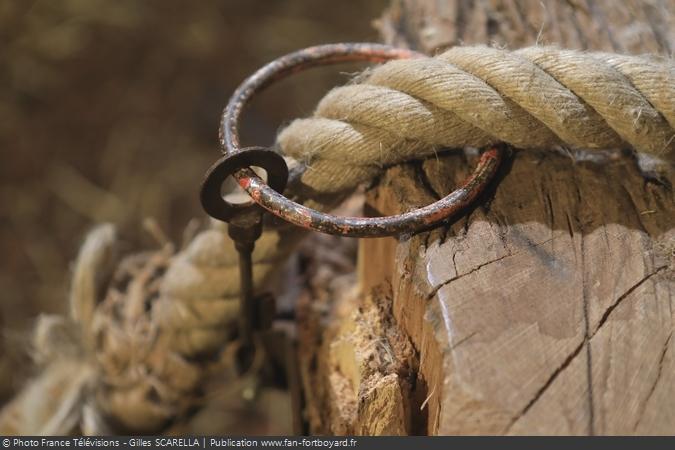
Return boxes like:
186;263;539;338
0;0;388;403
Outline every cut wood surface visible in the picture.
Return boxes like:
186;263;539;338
298;0;674;436
361;149;673;434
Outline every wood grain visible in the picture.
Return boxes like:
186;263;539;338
362;149;673;434
299;0;675;435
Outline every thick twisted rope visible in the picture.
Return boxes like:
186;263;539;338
278;46;673;197
2;45;673;434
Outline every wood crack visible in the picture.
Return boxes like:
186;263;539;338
425;235;560;300
579;224;595;436
425;252;513;301
633;331;672;432
449;330;480;350
503;339;586;434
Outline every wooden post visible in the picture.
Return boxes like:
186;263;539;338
297;0;674;436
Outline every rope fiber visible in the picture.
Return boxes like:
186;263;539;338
279;46;673;197
1;45;673;434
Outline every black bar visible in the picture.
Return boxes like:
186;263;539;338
1;436;674;450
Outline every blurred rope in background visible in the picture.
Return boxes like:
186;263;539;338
0;0;385;406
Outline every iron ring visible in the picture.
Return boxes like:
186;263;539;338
206;43;504;237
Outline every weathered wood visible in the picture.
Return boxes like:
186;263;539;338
298;0;674;436
297;233;421;435
377;0;673;55
362;150;673;435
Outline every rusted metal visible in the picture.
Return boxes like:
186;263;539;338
219;43;425;153
200;42;507;435
200;146;288;223
201;42;506;238
201;146;288;358
228;208;262;354
243;144;503;237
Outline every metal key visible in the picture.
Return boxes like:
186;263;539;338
201;147;305;433
201;147;288;359
227;206;263;356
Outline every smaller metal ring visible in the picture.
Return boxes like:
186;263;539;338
200;147;288;222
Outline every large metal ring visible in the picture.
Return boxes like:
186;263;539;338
204;43;504;238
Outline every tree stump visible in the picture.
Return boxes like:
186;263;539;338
297;0;674;436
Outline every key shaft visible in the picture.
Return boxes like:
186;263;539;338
228;208;263;351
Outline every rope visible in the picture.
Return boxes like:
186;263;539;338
278;46;673;197
2;45;673;434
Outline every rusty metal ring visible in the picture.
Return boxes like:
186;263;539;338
201;147;288;222
207;43;504;238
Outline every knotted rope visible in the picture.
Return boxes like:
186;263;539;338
1;45;673;434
